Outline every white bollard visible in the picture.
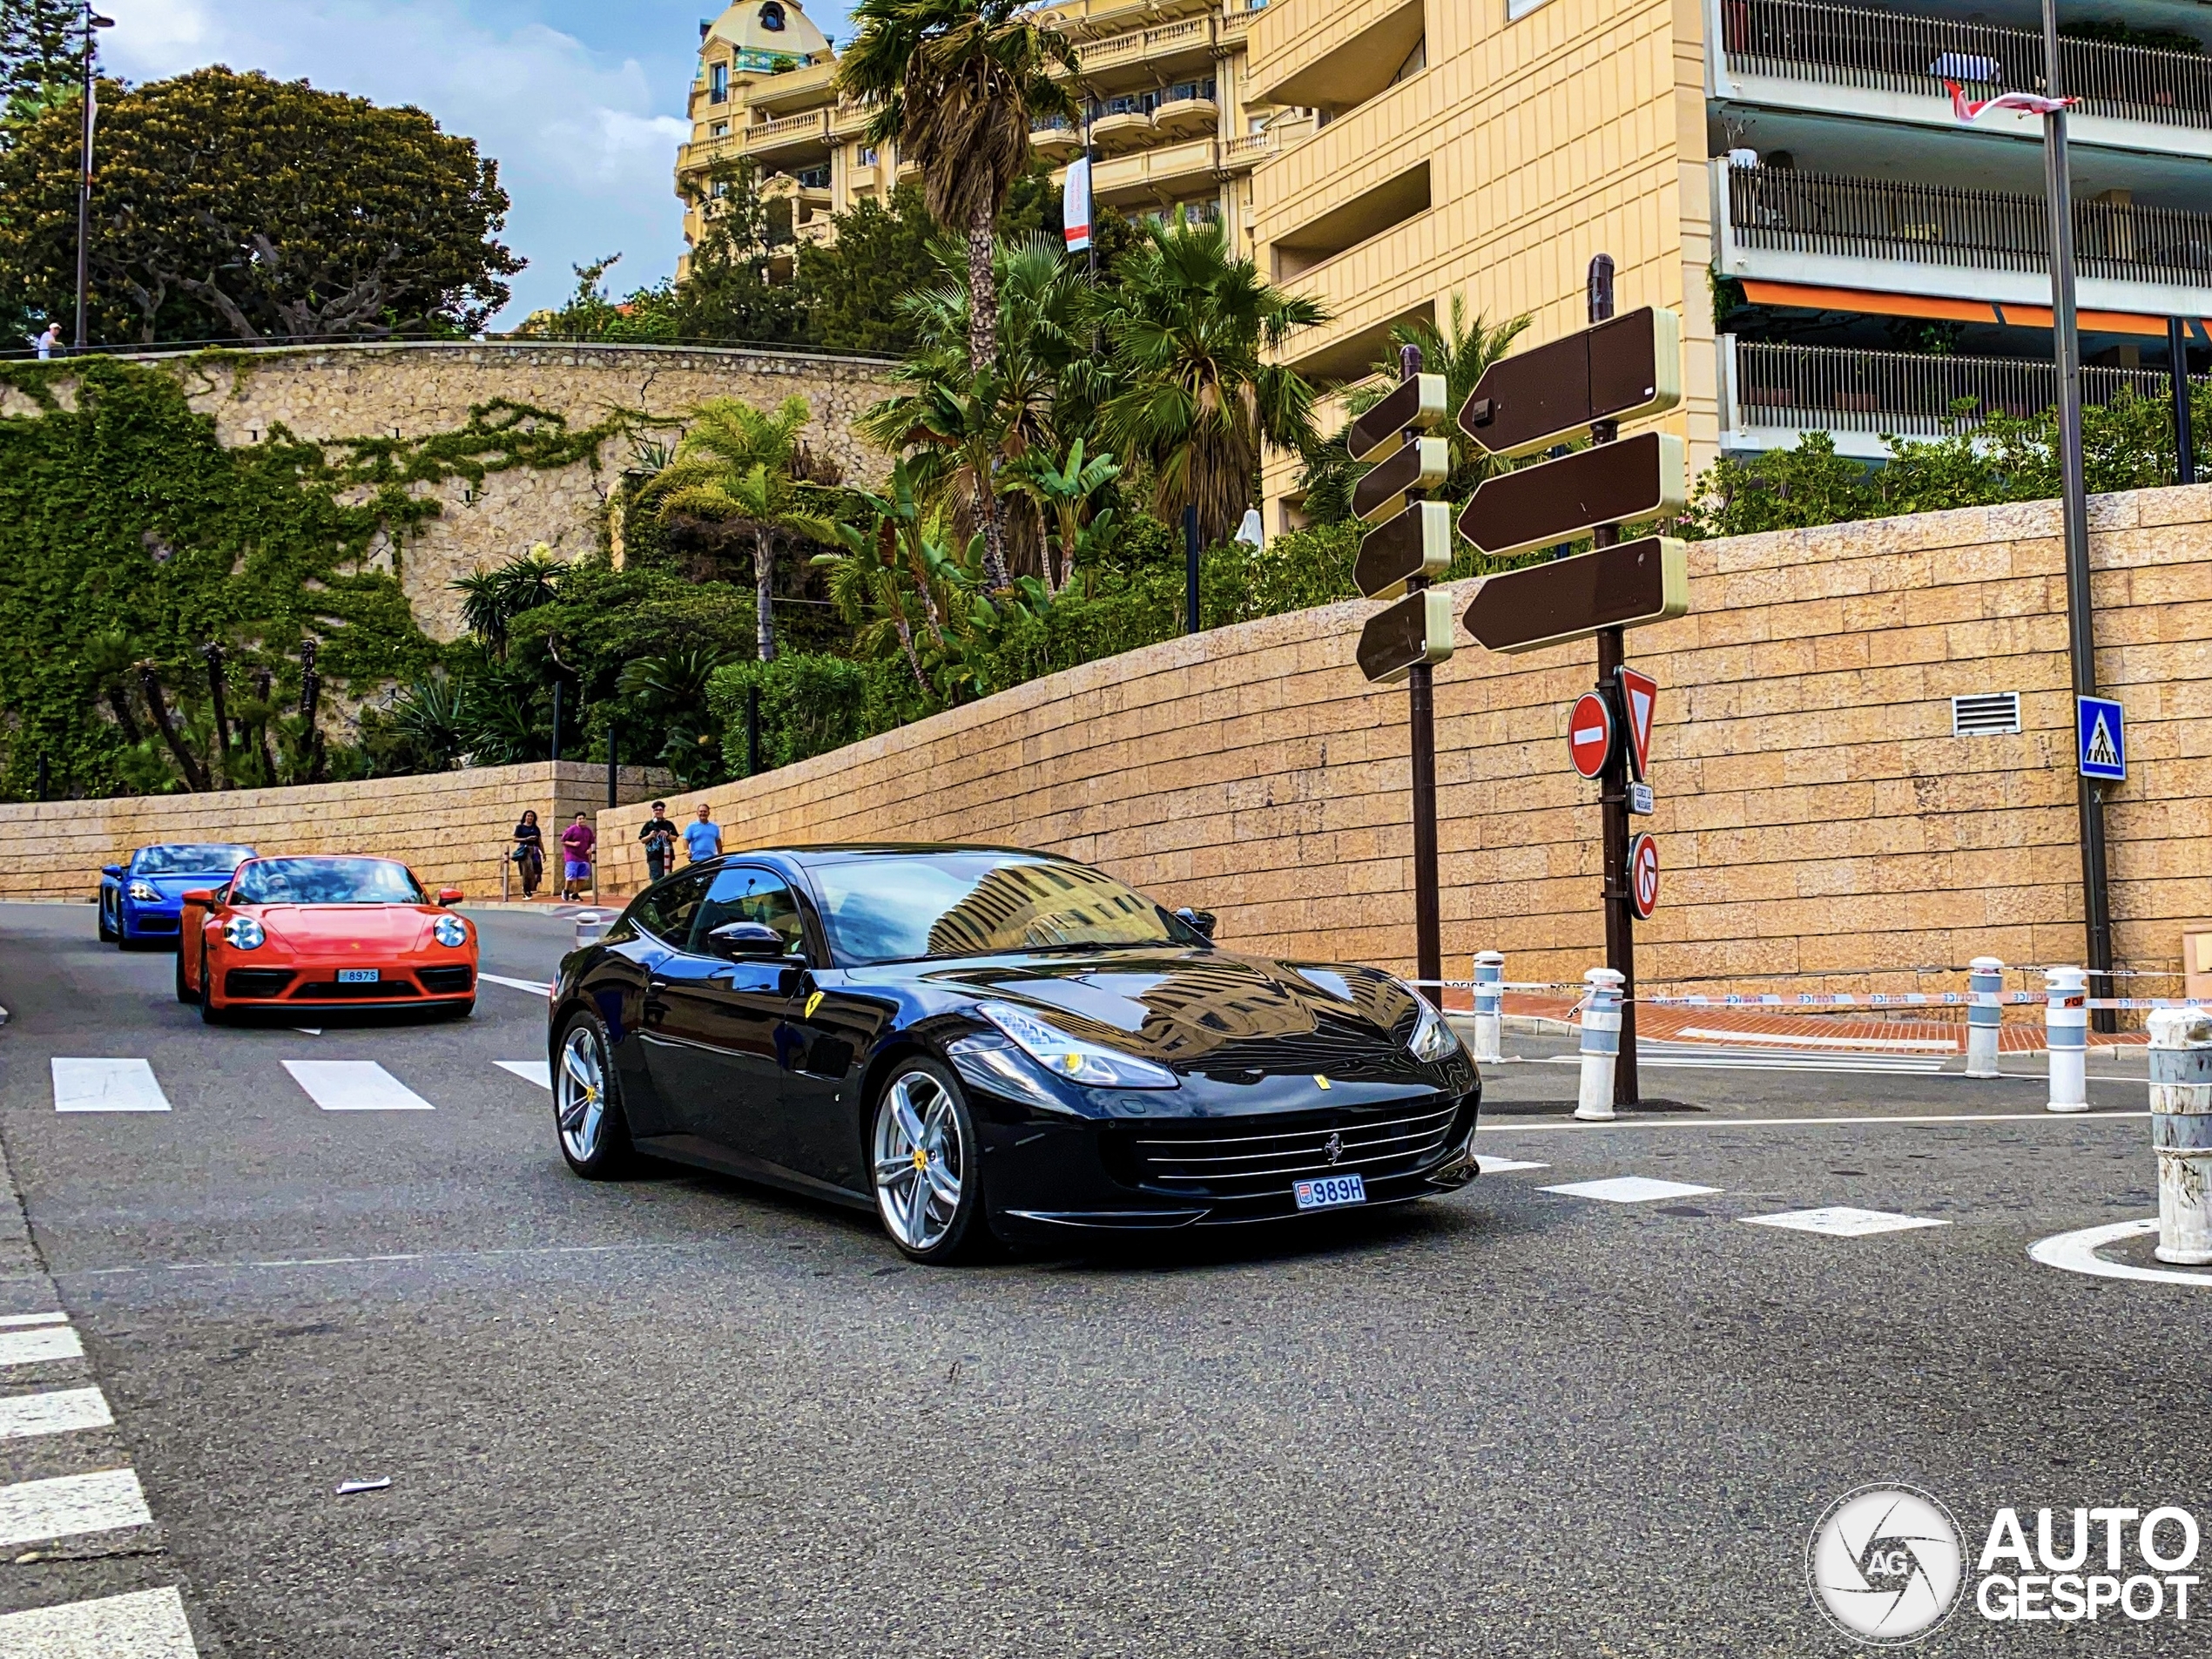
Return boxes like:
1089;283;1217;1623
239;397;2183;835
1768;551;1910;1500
1965;956;2004;1079
1575;968;1624;1123
2148;1008;2212;1265
2044;965;2090;1114
575;912;610;948
1470;951;1505;1064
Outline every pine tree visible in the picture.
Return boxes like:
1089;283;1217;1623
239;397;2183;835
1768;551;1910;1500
0;0;84;125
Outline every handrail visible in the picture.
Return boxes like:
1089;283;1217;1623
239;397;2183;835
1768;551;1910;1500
1721;0;2212;131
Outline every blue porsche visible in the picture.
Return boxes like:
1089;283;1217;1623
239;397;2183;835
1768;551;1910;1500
99;843;258;948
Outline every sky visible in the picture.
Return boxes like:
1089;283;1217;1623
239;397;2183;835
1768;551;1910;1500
101;0;857;326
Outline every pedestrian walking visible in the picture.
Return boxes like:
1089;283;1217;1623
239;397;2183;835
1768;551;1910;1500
511;809;545;899
30;322;58;361
637;800;678;884
684;803;723;864
560;813;597;900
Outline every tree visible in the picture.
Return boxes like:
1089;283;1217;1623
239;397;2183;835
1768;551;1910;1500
641;397;840;662
0;66;522;343
1092;217;1326;545
0;0;79;125
1005;436;1119;594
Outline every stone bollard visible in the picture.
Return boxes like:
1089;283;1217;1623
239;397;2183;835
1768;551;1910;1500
1470;951;1505;1064
1575;968;1625;1123
2044;965;2090;1114
1966;956;2004;1079
2148;1008;2212;1264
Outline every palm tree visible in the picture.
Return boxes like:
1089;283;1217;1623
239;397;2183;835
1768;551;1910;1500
861;368;1015;589
642;396;840;661
617;644;738;786
1005;435;1119;593
452;544;564;658
836;0;1077;378
1091;217;1327;546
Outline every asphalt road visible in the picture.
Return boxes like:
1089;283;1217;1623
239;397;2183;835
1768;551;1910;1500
0;899;2202;1656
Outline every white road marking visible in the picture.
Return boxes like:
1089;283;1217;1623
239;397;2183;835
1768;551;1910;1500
0;1311;68;1328
0;1326;83;1367
495;1060;552;1090
1541;1052;1944;1075
0;1386;113;1440
1477;1158;1549;1174
2029;1217;2212;1289
0;1467;152;1548
281;1061;434;1113
479;972;550;995
1541;1176;1722;1204
1676;1027;1960;1052
51;1058;170;1114
292;1028;322;1037
1477;1109;2149;1133
1742;1206;1952;1238
0;1586;199;1656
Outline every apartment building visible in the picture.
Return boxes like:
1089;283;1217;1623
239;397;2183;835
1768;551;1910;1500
1244;0;2211;526
673;0;1312;279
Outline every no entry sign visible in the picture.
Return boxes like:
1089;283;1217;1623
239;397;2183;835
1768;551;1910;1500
1627;833;1659;920
1569;691;1615;779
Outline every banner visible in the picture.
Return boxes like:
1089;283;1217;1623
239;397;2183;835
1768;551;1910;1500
1062;155;1090;253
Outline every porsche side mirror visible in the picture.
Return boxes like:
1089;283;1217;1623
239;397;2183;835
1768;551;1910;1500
1176;907;1217;941
180;889;216;908
101;864;124;880
705;921;787;961
437;887;465;907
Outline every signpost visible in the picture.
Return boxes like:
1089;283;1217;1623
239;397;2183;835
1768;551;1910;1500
1627;833;1659;921
1617;666;1657;779
2078;695;2126;782
1458;307;1683;460
1353;501;1453;601
1457;434;1687;561
1462;536;1687;654
1568;691;1615;779
1352;435;1450;524
1348;374;1447;462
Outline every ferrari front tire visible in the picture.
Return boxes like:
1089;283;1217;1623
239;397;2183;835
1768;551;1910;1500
869;1059;993;1264
554;1014;634;1178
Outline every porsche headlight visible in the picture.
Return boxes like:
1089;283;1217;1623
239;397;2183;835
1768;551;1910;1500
223;915;265;950
433;914;469;948
1406;985;1462;1062
127;880;159;902
976;1001;1179;1090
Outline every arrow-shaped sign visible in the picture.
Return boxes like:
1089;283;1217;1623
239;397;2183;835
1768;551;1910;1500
1347;372;1447;463
1458;307;1682;460
1355;589;1453;684
1616;665;1656;781
1457;433;1685;559
1352;435;1450;525
1353;500;1452;601
1463;536;1689;655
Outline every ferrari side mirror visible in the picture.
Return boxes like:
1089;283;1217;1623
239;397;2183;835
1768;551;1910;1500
705;921;787;961
437;887;465;907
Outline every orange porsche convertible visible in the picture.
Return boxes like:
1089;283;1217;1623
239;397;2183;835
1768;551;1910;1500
175;855;477;1022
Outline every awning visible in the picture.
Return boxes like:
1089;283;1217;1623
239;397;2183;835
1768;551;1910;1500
1741;280;2212;344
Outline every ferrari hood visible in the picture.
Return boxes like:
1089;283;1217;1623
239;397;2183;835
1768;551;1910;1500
248;905;438;949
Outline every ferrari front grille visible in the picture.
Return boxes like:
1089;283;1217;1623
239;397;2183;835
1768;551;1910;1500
1111;1103;1460;1199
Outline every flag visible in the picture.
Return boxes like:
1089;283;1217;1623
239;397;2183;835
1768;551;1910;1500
1062;155;1091;253
1946;81;2078;122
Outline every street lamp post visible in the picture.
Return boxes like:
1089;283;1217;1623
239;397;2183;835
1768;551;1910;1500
72;8;114;351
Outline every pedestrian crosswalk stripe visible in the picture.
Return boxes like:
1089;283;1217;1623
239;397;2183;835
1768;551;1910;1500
0;1586;199;1656
0;1311;68;1328
51;1058;170;1114
0;1467;152;1548
480;972;551;995
0;1325;83;1368
1478;1158;1549;1174
1743;1206;1952;1238
495;1060;551;1091
0;1386;112;1441
1541;1176;1723;1204
281;1061;434;1112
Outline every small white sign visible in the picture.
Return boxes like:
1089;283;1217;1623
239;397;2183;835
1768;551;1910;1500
1629;781;1654;815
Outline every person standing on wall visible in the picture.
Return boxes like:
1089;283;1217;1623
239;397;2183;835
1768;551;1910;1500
638;801;679;884
684;803;723;865
511;809;545;899
560;812;597;900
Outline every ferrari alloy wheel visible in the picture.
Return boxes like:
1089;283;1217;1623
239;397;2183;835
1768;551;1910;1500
870;1060;988;1264
555;1015;633;1178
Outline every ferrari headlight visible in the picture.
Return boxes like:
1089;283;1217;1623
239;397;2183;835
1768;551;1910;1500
976;1001;1179;1090
127;880;159;902
223;915;265;950
433;914;469;948
1406;985;1462;1062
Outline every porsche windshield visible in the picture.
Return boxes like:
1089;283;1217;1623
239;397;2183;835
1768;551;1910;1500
810;853;1188;965
135;844;254;876
231;858;425;906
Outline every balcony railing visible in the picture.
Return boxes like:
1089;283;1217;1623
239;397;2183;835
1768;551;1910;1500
1721;0;2212;131
747;111;830;145
1727;338;2206;437
1725;165;2212;288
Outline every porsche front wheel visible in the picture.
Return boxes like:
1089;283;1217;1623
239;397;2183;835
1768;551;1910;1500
173;948;198;1006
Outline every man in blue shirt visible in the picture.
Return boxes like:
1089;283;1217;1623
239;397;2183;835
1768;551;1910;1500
683;804;724;864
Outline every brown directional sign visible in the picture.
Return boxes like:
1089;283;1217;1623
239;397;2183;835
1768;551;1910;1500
1458;307;1683;461
1354;501;1453;601
1457;432;1686;560
1356;588;1454;684
1462;536;1689;655
1352;435;1449;525
1346;372;1447;463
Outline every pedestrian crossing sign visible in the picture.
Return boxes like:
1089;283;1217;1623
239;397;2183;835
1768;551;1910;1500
2077;696;2126;782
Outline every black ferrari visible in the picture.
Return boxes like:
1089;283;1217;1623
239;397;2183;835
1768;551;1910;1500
545;845;1482;1262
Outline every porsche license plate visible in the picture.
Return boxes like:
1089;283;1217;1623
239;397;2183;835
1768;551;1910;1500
1294;1173;1366;1211
337;968;380;983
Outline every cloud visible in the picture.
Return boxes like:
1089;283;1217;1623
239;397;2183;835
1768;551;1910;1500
98;0;697;321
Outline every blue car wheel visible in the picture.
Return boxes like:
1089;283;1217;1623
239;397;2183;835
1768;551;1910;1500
98;894;117;943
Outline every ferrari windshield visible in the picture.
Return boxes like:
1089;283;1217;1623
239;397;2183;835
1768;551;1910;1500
230;857;426;906
809;853;1189;965
134;844;254;876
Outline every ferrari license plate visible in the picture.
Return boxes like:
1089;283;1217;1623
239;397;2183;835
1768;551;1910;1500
337;968;380;983
1294;1173;1366;1211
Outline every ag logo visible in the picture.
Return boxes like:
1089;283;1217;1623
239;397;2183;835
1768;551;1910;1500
1807;1486;1965;1644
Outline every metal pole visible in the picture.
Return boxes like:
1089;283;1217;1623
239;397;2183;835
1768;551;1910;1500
73;6;94;349
1399;341;1442;990
550;681;563;766
605;723;618;808
2172;317;2197;486
1184;504;1201;634
35;755;50;802
745;684;761;777
2044;0;2115;1033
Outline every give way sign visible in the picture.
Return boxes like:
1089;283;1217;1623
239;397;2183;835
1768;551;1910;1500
1617;666;1657;780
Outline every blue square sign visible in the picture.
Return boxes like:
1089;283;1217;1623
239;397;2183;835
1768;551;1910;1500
2078;696;2126;782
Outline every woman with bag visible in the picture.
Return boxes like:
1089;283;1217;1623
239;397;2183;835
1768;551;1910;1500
512;809;545;899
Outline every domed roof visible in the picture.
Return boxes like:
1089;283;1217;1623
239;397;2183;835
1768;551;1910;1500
703;0;831;60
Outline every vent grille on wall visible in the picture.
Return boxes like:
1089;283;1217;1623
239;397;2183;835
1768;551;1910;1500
1951;693;2021;736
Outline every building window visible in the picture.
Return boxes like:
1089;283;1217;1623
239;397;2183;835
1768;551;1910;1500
711;122;728;138
760;1;786;30
795;165;831;189
1507;0;1552;17
860;145;880;165
709;62;729;101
